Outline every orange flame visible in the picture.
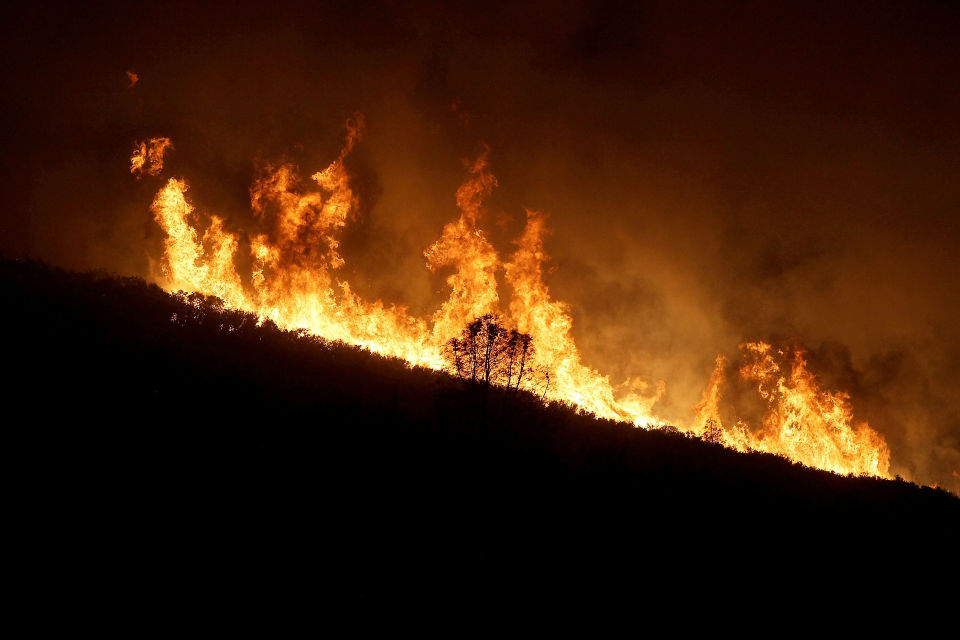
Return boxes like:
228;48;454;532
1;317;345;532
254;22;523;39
142;116;892;480
424;146;501;347
691;343;891;477
505;210;662;424
131;138;172;179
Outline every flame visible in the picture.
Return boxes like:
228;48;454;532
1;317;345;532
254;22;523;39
504;210;662;425
143;116;893;480
126;70;139;89
690;343;891;477
424;147;501;348
131;138;172;179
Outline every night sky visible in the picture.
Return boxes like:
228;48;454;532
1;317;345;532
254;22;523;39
2;1;958;489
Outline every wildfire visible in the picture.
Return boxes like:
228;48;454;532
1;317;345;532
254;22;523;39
131;137;172;179
693;343;890;477
141;116;892;479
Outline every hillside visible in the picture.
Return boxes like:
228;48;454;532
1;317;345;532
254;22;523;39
3;258;958;607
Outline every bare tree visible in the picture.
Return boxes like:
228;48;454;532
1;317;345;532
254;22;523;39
443;315;535;390
540;370;551;402
702;418;724;445
443;335;469;381
502;329;534;390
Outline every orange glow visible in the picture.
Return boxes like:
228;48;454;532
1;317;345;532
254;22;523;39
504;209;662;424
143;117;892;479
691;343;890;477
131;137;172;179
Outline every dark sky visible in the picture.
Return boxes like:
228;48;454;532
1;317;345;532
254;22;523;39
2;0;959;489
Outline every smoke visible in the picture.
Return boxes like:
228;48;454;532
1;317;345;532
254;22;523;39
1;1;958;490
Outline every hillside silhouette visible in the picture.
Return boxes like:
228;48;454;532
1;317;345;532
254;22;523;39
3;258;957;609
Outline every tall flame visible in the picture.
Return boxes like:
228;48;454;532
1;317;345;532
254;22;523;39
505;210;662;424
424;147;501;347
141;117;892;480
692;343;891;477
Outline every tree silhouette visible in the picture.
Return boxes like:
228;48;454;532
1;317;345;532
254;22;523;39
503;329;534;390
702;418;724;445
444;314;535;390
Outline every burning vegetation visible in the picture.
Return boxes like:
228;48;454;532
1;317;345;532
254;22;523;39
141;116;892;480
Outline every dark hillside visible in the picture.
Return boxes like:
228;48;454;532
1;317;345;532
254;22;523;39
3;259;957;611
